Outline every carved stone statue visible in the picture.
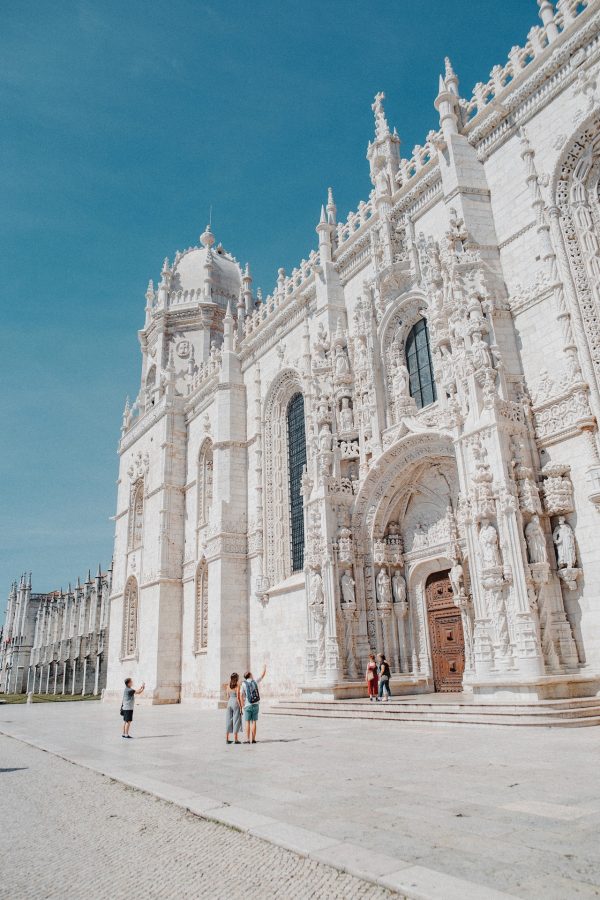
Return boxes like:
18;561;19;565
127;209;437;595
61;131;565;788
354;336;367;371
376;567;392;608
525;515;547;564
334;344;350;378
471;331;493;371
479;519;501;568
374;165;390;197
309;570;325;618
318;422;333;453
552;516;577;569
340;570;356;606
392;358;410;397
313;323;329;367
391;570;406;605
339;397;354;432
449;560;464;597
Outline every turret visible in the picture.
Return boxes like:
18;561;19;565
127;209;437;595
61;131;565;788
223;301;234;353
242;263;253;316
157;258;171;307
200;224;215;302
316;205;332;264
435;58;461;142
144;279;155;327
538;0;559;43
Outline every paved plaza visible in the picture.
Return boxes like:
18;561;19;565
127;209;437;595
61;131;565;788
0;734;391;900
0;702;599;899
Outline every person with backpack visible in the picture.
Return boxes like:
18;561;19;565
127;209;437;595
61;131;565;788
240;664;267;744
377;653;391;702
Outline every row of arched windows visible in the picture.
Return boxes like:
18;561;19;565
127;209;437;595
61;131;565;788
121;565;208;659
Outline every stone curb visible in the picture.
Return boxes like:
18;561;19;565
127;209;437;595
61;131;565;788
0;728;518;900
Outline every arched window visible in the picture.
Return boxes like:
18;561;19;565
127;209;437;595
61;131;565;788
145;365;157;409
197;441;213;527
122;577;138;658
287;393;307;572
128;480;144;550
194;559;208;651
406;319;437;409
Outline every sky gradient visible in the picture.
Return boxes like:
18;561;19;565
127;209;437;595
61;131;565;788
1;0;539;604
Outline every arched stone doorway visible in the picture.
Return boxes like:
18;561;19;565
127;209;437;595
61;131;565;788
425;570;465;693
350;430;473;690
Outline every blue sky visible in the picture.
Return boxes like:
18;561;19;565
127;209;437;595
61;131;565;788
1;0;538;603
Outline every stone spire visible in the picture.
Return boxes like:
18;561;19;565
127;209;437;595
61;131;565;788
242;262;253;316
157;258;171;306
223;300;234;352
121;396;131;433
326;187;337;225
316;204;332;263
435;58;461;141
444;56;459;96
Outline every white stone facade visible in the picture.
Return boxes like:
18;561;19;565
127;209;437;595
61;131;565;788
0;570;111;696
105;1;600;704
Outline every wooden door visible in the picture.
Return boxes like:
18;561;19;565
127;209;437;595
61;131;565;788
426;571;465;693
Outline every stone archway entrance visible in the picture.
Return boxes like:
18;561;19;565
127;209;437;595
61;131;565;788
426;571;465;693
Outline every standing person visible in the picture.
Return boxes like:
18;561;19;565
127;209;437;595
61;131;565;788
241;664;267;744
121;677;145;738
224;673;242;745
366;653;379;701
377;654;391;702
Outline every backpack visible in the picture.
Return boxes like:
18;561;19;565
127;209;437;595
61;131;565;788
245;679;260;704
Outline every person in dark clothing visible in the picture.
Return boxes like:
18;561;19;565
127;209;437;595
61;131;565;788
377;654;391;702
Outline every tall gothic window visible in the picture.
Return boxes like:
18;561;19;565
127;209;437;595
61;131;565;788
406;319;437;409
122;577;138;658
128;480;144;550
287;393;307;573
194;559;208;651
197;441;214;527
145;365;157;409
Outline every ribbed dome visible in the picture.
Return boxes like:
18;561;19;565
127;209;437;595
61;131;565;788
167;226;242;309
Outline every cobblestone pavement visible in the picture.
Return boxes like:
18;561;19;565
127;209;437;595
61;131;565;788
2;703;600;898
0;734;394;900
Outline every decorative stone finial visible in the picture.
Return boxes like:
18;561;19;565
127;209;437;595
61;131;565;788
200;223;215;249
372;91;389;141
326;187;337;225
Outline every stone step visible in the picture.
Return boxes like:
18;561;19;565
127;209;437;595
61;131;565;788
270;697;600;715
266;701;600;727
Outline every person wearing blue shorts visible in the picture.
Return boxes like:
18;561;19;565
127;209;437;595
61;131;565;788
241;664;267;744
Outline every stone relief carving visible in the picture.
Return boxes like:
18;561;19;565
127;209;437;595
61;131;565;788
127;450;149;482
